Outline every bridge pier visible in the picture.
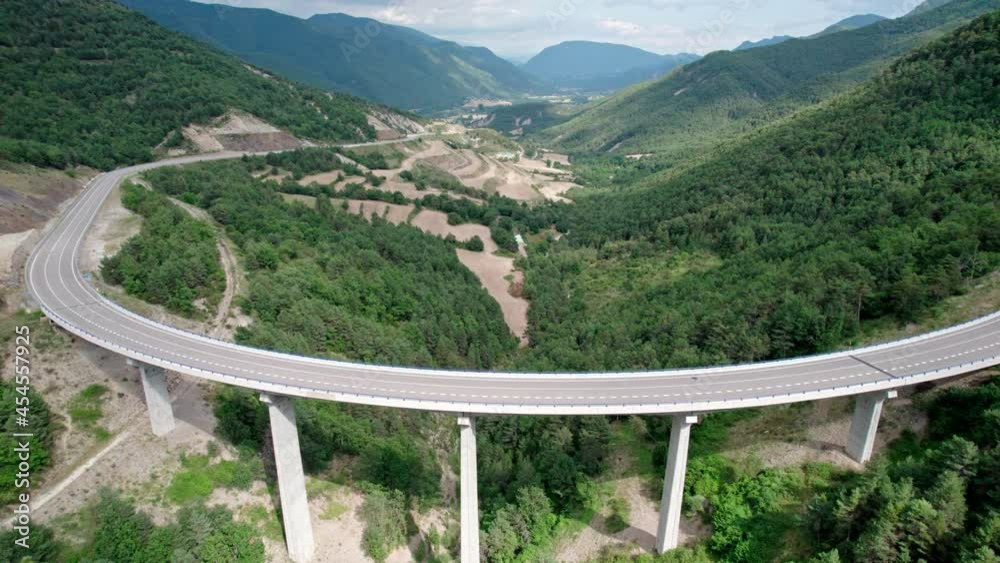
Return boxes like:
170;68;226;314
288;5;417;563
458;414;480;563
847;390;897;464
134;361;174;437
655;413;699;554
261;393;314;562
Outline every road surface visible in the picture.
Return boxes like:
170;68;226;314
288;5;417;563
25;143;1000;415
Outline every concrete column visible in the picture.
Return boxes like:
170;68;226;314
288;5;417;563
137;362;174;437
458;415;480;563
261;393;314;563
847;390;898;464
655;413;699;554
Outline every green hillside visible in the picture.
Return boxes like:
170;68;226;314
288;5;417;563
119;0;547;112
538;0;998;166
0;0;379;170
733;12;888;51
517;12;1000;371
810;13;887;37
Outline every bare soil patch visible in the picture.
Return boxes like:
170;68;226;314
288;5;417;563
555;479;706;562
78;183;141;274
0;165;89;234
410;210;494;248
299;171;344;186
539;181;577;203
542;152;571;166
516;157;568;176
457;250;528;344
0;230;34;283
341;200;415;224
184;111;304;154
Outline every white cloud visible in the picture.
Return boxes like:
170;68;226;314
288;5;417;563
598;18;643;35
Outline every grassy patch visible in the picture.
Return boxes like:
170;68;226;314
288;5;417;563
604;497;630;533
321;501;349;520
0;310;72;362
401;163;486;199
242;504;285;541
68;384;110;441
577;246;723;306
610;420;656;477
341;145;406;170
166;449;262;504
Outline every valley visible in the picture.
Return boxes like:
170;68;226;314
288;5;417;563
1;1;998;563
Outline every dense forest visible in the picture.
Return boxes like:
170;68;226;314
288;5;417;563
0;0;376;170
515;12;1000;371
808;378;1000;561
101;184;225;316
141;159;517;368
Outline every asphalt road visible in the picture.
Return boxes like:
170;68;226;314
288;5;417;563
25;143;1000;415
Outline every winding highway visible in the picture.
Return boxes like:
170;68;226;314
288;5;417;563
24;146;1000;416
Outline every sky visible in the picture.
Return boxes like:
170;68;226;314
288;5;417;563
199;0;927;59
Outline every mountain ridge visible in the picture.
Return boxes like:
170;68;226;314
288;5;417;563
118;0;546;111
735;13;888;50
538;0;999;163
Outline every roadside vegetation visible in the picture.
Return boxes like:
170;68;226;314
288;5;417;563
0;379;53;505
100;183;224;316
67;384;111;442
0;489;265;562
165;446;262;505
0;311;62;507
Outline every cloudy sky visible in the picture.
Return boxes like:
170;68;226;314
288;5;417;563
200;0;925;59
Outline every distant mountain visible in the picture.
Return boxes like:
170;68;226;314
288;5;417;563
118;0;546;111
523;41;699;92
736;13;887;50
811;14;888;37
735;35;794;51
0;0;384;170
540;0;998;163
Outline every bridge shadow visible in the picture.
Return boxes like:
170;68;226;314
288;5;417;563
804;438;848;457
77;341;216;437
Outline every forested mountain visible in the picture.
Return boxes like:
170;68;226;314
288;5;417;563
735;14;887;50
522;41;699;91
0;0;381;170
517;12;1000;370
734;35;794;51
118;0;547;111
539;0;998;164
912;0;961;14
811;13;887;37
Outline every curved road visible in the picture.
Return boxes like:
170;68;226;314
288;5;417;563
25;147;1000;415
